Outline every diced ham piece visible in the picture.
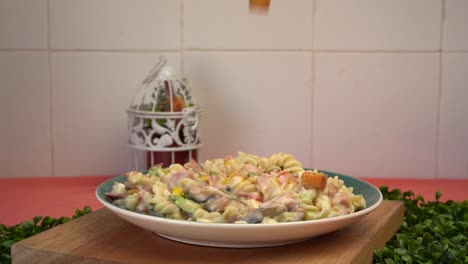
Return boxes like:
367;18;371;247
277;171;292;185
340;198;351;208
135;189;153;213
244;164;261;173
332;192;351;208
184;159;203;173
256;173;273;193
124;171;138;177
237;191;262;201
208;175;222;189
328;182;339;197
167;170;194;189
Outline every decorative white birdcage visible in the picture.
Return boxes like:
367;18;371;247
127;56;201;170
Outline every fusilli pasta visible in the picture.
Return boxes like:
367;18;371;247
105;152;367;223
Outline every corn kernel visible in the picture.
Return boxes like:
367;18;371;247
171;187;184;196
222;177;233;185
200;176;209;181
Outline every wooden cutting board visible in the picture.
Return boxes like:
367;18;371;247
12;201;404;264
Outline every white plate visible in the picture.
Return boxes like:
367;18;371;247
96;171;383;248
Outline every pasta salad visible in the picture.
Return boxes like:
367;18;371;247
105;152;366;224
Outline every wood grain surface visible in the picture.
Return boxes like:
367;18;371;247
12;201;404;264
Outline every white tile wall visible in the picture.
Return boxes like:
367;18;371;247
0;52;51;177
313;53;439;178
0;0;467;178
50;0;181;50
315;0;442;51
443;0;468;51
184;52;312;164
438;54;468;178
184;0;313;49
0;0;48;49
52;53;181;176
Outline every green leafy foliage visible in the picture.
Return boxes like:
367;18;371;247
0;206;92;264
1;188;467;264
374;187;468;264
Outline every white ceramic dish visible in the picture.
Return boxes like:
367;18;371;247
96;171;383;248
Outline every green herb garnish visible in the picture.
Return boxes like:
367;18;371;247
0;206;92;263
374;187;467;264
247;172;259;177
148;166;162;177
1;187;466;264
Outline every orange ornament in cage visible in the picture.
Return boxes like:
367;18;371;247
127;56;201;170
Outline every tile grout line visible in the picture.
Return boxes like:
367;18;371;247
0;49;180;53
1;48;468;54
434;0;446;179
309;0;316;167
47;0;55;176
46;49;181;53
180;0;185;76
184;49;443;53
0;49;48;52
186;48;315;52
314;49;440;54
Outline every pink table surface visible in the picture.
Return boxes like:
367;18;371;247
0;176;467;226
